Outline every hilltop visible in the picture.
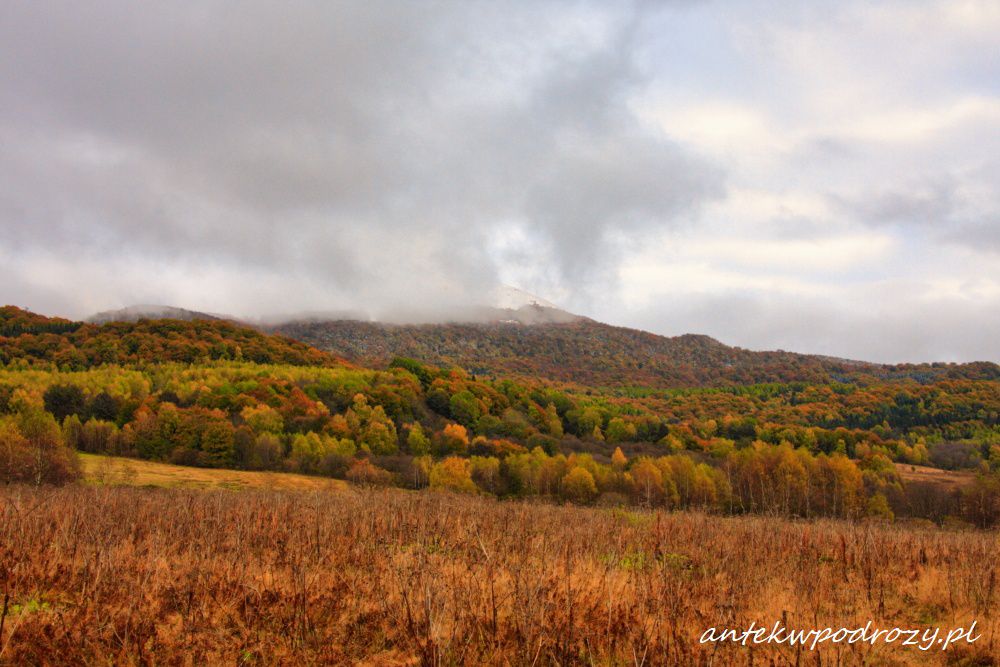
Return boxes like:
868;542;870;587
0;306;339;368
87;304;230;324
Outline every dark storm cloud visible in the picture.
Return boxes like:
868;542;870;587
0;0;720;317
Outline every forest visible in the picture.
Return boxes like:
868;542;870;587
272;316;1000;387
2;306;1000;526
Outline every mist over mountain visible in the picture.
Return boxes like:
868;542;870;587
256;289;997;388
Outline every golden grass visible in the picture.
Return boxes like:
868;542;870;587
1;484;997;665
894;462;977;490
79;453;345;492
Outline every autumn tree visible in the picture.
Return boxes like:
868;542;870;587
436;423;469;456
562;466;597;504
430;457;477;494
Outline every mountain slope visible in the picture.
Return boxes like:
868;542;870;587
270;317;1000;387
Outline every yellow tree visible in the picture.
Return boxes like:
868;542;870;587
430;457;477;494
561;466;598;504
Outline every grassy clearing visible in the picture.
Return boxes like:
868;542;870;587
79;453;345;492
895;462;977;490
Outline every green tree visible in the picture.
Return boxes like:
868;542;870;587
406;422;431;456
43;384;86;422
200;420;235;467
449;390;482;428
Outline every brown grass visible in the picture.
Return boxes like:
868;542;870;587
895;462;977;490
0;484;997;665
79;453;345;492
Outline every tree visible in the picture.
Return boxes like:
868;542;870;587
575;407;603;436
241;404;284;434
361;405;397;454
470;456;502;494
43;384;86;422
406;422;431;456
611;447;628;471
606;418;637;444
866;493;894;521
14;409;80;485
436;423;469;456
449;390;483;428
543;403;563;438
88;391;120;422
200;420;235;467
562;467;597;504
629;458;663;506
0;420;31;483
346;459;393;486
430;457;477;494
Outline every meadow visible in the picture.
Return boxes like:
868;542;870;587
78;452;345;492
1;479;996;665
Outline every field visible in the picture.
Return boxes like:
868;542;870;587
895;462;977;491
78;453;345;492
1;481;997;665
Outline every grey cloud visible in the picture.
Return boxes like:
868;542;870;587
830;168;1000;255
0;0;721;318
831;178;957;228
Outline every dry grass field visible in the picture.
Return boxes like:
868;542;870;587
1;482;997;665
79;453;345;492
895;462;977;491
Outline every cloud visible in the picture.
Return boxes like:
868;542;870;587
618;285;1000;364
0;0;997;362
831;179;958;227
0;0;721;318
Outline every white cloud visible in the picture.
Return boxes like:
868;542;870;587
0;0;997;362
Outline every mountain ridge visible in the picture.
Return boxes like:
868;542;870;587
267;316;1000;387
18;296;1000;388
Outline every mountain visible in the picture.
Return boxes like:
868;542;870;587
265;288;1000;387
88;305;231;324
67;291;1000;387
268;317;829;386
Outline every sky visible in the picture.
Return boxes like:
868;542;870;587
1;0;998;363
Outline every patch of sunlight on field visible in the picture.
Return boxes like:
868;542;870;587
79;453;345;492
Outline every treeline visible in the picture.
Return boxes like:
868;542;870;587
5;401;1000;527
0;305;80;337
2;353;998;474
1;310;999;525
1;360;999;525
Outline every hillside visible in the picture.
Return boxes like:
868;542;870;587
0;306;340;368
2;302;1000;528
269;317;999;387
